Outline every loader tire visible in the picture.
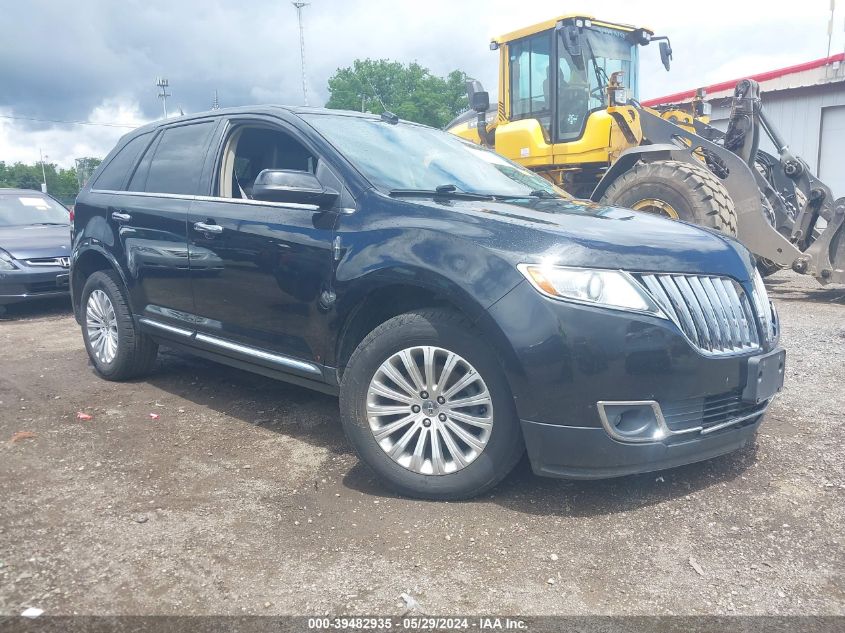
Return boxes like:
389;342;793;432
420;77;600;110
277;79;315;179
600;159;738;236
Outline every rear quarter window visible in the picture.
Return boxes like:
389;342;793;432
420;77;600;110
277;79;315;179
93;133;152;191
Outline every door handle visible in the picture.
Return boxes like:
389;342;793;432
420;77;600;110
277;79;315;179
111;211;132;222
193;221;223;235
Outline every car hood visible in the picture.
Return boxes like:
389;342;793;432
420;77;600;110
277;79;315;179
0;224;71;260
407;196;755;281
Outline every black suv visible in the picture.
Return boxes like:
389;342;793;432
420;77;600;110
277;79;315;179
71;106;784;500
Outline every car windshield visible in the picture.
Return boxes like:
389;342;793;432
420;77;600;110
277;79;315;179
301;114;567;198
0;193;69;227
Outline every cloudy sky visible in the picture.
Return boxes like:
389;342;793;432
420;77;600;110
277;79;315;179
1;0;843;167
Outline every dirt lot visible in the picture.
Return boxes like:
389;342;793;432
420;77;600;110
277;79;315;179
0;271;843;616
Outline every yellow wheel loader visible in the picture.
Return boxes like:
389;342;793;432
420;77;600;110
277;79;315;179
447;15;844;285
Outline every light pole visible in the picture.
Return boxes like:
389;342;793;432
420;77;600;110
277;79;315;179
155;77;171;119
39;148;48;193
292;2;310;105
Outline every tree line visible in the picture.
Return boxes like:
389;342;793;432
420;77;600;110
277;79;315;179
325;59;469;128
0;158;101;206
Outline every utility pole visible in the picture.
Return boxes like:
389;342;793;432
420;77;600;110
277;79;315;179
39;148;48;193
292;2;310;105
155;77;170;119
827;0;836;59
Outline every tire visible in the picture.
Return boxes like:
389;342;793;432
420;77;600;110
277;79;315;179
80;270;158;381
600;159;738;236
339;309;524;500
756;258;783;277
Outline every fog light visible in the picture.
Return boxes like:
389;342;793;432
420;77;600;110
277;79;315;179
597;401;669;443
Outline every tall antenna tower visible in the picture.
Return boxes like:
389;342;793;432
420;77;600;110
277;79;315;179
827;0;836;58
155;77;170;119
292;2;310;105
212;89;220;110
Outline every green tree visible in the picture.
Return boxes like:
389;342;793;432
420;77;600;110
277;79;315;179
325;59;469;128
0;157;101;206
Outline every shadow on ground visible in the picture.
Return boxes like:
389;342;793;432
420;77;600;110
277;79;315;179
146;345;756;518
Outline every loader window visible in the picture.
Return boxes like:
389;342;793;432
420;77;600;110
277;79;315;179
509;31;553;138
553;26;640;142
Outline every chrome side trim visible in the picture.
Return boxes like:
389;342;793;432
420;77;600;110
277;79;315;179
194;333;321;375
89;188;320;211
139;318;193;337
193;194;320;211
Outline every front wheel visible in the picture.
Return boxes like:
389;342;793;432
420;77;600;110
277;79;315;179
339;309;524;500
600;159;739;236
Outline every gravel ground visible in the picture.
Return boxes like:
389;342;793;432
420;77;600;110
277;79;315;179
0;271;843;616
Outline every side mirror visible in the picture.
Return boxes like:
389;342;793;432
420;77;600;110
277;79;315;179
252;169;339;209
659;40;672;71
465;79;490;113
560;25;585;71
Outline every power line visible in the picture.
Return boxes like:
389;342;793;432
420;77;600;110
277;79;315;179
0;114;138;128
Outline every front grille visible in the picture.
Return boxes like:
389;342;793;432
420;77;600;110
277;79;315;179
24;257;70;268
636;273;760;356
661;390;768;433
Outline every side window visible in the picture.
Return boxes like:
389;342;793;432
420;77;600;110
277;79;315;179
144;122;215;195
127;136;158;192
93;133;151;191
509;32;552;135
218;125;317;199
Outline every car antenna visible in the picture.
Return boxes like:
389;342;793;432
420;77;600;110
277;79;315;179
359;69;398;124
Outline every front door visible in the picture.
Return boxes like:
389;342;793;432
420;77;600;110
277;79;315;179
187;121;339;368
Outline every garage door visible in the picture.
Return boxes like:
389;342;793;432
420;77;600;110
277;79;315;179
818;105;845;197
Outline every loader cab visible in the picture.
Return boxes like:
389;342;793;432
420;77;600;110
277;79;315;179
506;18;641;143
448;15;661;194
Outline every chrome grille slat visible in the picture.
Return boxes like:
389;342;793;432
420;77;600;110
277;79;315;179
656;275;701;346
636;273;768;356
674;276;713;351
709;277;741;348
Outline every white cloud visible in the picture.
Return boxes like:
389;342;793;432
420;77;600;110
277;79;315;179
0;99;150;168
2;0;844;166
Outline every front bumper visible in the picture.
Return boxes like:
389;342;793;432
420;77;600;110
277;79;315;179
482;280;781;479
521;404;765;479
0;266;70;304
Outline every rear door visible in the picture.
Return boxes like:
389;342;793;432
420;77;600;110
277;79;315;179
187;115;342;373
113;119;219;322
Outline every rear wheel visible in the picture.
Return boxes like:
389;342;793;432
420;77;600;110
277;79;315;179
80;270;158;380
339;309;524;500
600;159;738;236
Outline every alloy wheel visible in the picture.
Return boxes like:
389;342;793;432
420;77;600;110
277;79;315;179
86;289;118;364
366;346;494;475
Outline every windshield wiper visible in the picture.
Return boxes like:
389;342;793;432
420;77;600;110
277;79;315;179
389;185;494;201
31;222;69;226
489;190;563;200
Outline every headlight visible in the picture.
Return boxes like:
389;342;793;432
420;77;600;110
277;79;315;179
0;249;17;271
518;264;665;316
751;268;777;343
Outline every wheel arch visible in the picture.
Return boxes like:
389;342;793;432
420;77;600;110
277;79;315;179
71;246;128;321
590;143;681;202
333;271;522;384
